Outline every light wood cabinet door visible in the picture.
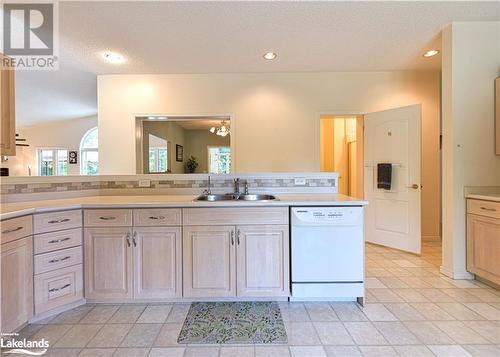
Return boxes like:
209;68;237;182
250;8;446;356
133;227;182;299
0;57;15;156
84;228;133;300
236;225;290;297
183;225;236;298
467;214;500;285
1;237;33;332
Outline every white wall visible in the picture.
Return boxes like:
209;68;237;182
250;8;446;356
3;116;97;176
441;22;500;279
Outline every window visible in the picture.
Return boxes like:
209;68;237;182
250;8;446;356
208;146;231;174
148;134;169;173
80;127;99;175
38;149;68;176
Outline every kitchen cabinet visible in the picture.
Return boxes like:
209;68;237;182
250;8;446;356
84;227;133;300
183;225;236;298
0;54;15;156
237;225;289;297
467;199;500;286
134;227;182;299
1;236;33;332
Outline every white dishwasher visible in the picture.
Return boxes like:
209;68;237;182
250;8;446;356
291;206;364;303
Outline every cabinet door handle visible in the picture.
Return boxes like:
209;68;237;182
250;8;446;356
132;231;137;247
2;226;23;234
48;237;71;244
231;230;234;245
237;229;240;245
480;207;497;212
48;218;71;224
148;215;165;220
99;216;116;221
48;256;71;264
126;232;131;247
49;283;71;293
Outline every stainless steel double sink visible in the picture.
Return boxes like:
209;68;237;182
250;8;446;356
194;193;278;202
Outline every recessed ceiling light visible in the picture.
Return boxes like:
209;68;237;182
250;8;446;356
102;51;126;64
263;52;277;60
423;49;439;58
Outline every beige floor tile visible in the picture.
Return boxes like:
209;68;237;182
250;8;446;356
367;289;404;303
323;346;361;356
378;276;410;288
415;289;456;302
358;346;399;356
410;303;455;320
403;321;454;344
463;303;500;320
17;324;43;339
386;267;413;277
183;347;220;357
148;347;185;357
465;289;500;303
284;322;321;345
81;305;121;324
420;277;456;289
43;349;81;357
392;289;429;302
49;305;94;324
448;279;481;289
461;344;500;357
365;278;387;289
120;324;162;347
153;323;184;347
30;324;74;346
313;322;354;345
360;304;397;321
255;346;291;357
55;324;103;348
137;305;173;324
426;345;472;357
440;289;482;302
113;348;150;357
435;303;484;320
279;303;310;322
109;306;147;324
384;303;426;321
304;303;339;321
433;321;489;344
220;346;255;357
466;321;500;343
88;324;133;348
343;322;388;345
165;304;190;323
393;345;435;356
372;321;420;345
402;277;432;288
78;348;116;357
289;346;326;357
330;303;367;321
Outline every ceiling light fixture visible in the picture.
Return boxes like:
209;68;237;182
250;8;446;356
423;49;439;58
102;51;126;64
263;52;277;60
209;121;230;137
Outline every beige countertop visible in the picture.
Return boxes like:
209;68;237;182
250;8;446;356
0;194;367;220
466;193;500;203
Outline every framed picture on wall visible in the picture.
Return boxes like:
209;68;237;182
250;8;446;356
69;151;78;164
176;144;183;162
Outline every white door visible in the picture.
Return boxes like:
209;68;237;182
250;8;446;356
364;105;421;254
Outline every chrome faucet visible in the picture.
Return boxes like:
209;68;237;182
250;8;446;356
233;178;240;194
203;175;212;195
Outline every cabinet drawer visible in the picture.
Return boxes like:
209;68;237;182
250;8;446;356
34;210;82;234
34;264;83;315
183;207;289;225
467;199;500;219
84;209;133;227
133;208;181;226
34;228;82;255
34;246;82;275
1;215;32;244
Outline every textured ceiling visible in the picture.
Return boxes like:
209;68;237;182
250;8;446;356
16;1;500;127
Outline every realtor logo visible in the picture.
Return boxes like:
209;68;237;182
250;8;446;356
1;1;59;70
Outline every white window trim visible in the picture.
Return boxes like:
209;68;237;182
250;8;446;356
80;127;98;175
37;148;68;176
207;145;231;174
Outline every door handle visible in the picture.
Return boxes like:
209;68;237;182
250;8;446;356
407;184;419;189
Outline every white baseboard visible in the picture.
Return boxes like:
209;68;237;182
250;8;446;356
29;299;86;323
440;266;474;280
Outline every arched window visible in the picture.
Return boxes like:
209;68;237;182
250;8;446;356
80;127;98;175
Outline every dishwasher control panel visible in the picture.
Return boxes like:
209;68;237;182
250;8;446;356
291;207;363;225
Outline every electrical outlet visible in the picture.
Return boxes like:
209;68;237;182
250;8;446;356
294;177;306;186
138;179;151;187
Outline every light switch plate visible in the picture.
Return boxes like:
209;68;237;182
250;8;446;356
294;177;306;186
138;179;151;187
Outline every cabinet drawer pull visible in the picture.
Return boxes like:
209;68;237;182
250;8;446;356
2;226;23;234
132;231;137;247
148;215;165;220
48;256;71;264
48;218;71;224
49;283;71;293
126;232;131;247
99;216;116;220
480;207;497;212
237;229;240;245
231;230;234;245
48;237;71;244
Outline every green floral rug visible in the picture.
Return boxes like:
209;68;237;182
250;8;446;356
177;301;287;344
